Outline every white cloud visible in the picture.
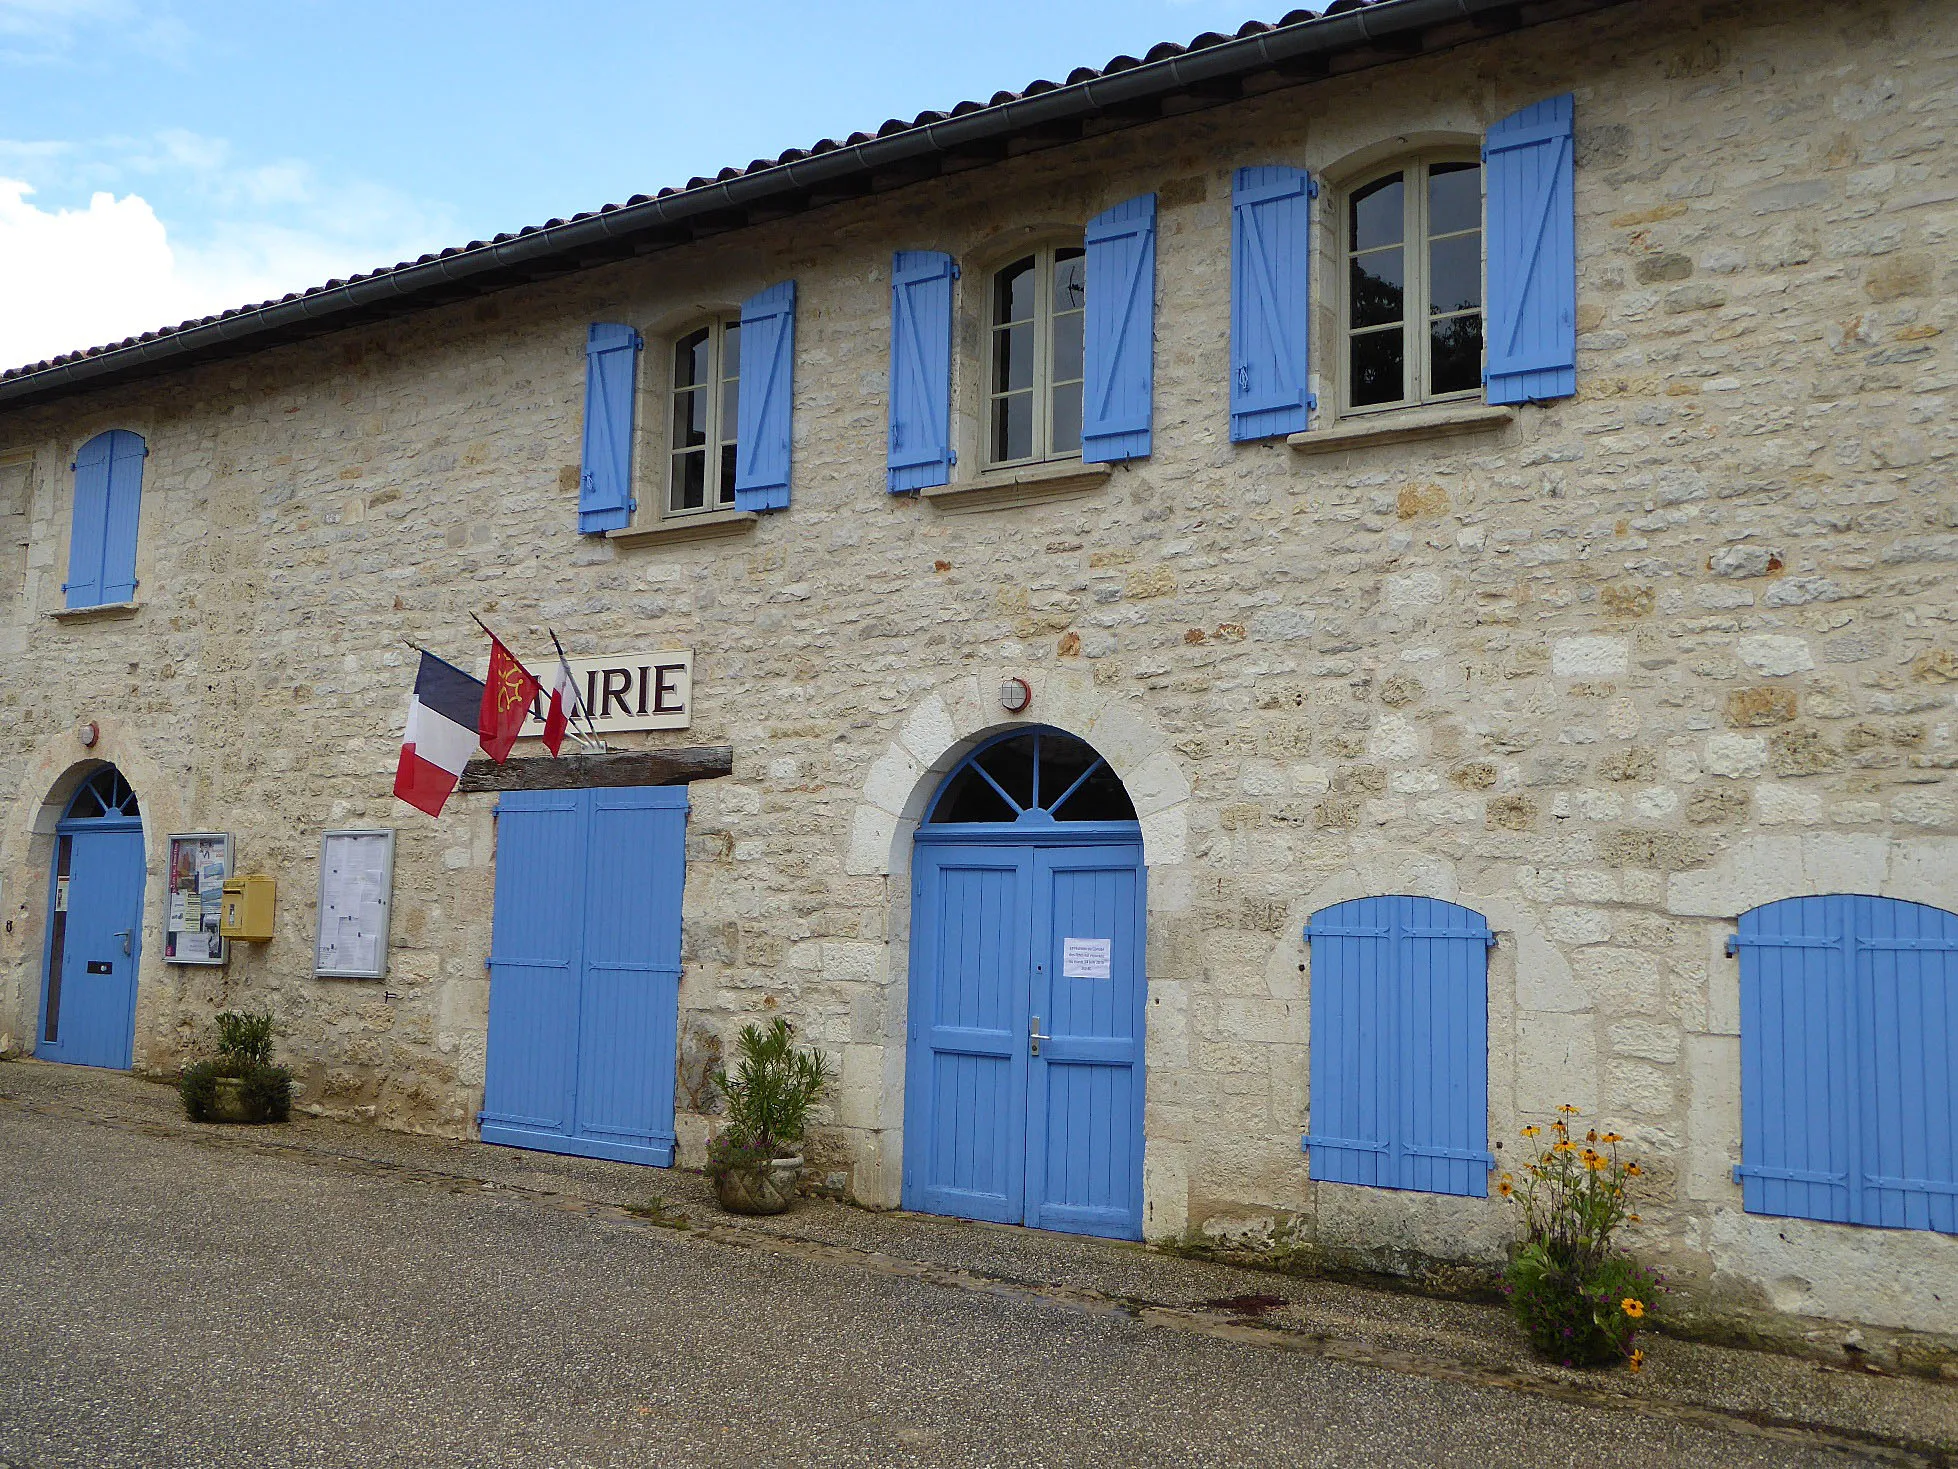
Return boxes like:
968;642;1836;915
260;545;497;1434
0;131;455;372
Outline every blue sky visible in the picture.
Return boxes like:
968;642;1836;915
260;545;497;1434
0;0;1267;370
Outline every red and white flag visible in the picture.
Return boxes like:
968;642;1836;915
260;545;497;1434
394;652;485;817
542;647;586;756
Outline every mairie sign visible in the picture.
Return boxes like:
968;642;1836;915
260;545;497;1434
520;651;693;736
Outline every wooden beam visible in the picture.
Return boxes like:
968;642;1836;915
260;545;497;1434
458;746;733;792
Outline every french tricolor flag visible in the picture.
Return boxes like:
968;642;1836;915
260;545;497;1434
393;652;486;817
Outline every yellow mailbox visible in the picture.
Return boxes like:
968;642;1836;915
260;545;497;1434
219;875;275;941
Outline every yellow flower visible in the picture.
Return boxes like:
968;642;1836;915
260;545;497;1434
1621;1298;1646;1319
1628;1213;1642;1224
1625;1162;1643;1177
1498;1178;1514;1198
1520;1125;1541;1138
1583;1150;1606;1171
1628;1348;1645;1374
1552;1140;1575;1153
1586;1129;1599;1144
1558;1104;1580;1115
1602;1132;1623;1144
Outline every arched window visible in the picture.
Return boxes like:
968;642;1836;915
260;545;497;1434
1304;896;1495;1198
66;429;145;608
666;318;740;514
925;728;1136;826
1733;895;1957;1234
63;767;140;820
985;243;1085;468
1342;156;1483;413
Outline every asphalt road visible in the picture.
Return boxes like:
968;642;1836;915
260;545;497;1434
0;1085;1901;1468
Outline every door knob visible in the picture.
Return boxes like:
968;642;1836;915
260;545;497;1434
115;930;132;955
1030;1016;1051;1056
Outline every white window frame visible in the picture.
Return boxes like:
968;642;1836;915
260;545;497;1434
664;316;741;516
982;243;1085;471
1338;153;1485;418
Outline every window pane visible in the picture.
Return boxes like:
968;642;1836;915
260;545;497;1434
1055;763;1138;822
1431;313;1483;396
993;322;1034;393
719;443;738;503
1036;736;1099;813
1349;248;1404;329
1429;232;1482;315
674;328;710;389
1350;327;1404;407
721;320;741;381
1051;382;1082;456
672;388;706;449
992;392;1034;462
928;767;1016;823
671;450;706;511
994;257;1035;325
721;379;740;442
1051;308;1083;385
1350;174;1404;251
1428;161;1480;238
977;734;1037;810
1052;249;1085;313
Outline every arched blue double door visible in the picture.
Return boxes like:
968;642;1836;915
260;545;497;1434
39;768;147;1069
903;729;1148;1240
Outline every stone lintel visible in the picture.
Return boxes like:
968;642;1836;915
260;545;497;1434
1288;403;1515;456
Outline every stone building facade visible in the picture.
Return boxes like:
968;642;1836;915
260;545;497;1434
2;0;1954;1352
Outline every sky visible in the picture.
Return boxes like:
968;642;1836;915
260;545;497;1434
0;0;1272;373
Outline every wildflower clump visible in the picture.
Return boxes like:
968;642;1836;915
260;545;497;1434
1499;1107;1658;1370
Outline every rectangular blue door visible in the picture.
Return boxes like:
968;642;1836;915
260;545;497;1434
1026;845;1147;1239
41;826;145;1070
904;839;1147;1240
481;786;686;1166
903;846;1032;1224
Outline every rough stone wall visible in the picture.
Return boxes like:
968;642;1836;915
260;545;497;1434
0;0;1953;1340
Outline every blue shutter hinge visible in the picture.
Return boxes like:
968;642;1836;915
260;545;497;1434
484;957;492;970
948;449;957;466
627;498;638;512
950;263;961;280
1306;392;1319;411
1731;1165;1744;1184
1724;935;1738;957
142;446;151;457
1307;176;1321;199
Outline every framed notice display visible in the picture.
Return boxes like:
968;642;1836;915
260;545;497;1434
315;829;395;980
164;832;231;965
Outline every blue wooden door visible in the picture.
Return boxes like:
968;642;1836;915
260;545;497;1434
40;823;146;1069
481;786;686;1166
904;837;1146;1239
1026;844;1146;1238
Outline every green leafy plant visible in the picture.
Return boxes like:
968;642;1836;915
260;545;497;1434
1500;1106;1659;1370
707;1018;831;1173
178;1010;292;1124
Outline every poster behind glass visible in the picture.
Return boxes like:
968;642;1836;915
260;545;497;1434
164;832;231;965
315;829;395;980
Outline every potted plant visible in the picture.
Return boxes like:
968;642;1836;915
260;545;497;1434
705;1018;831;1215
178;1009;293;1126
1500;1105;1660;1372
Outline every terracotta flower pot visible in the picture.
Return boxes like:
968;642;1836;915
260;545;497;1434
208;1076;256;1124
713;1155;803;1215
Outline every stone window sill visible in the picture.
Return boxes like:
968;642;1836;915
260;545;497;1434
607;508;758;546
47;601;140;624
922;460;1111;514
1288;403;1516;456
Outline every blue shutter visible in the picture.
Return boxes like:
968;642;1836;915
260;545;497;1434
64;432;112;609
1082;194;1156;463
66;429;144;609
1304;895;1494;1197
1483;94;1577;405
1734;896;1957;1234
888;250;956;492
579;323;641;533
1231;167;1317;441
99;429;145;603
734;279;795;512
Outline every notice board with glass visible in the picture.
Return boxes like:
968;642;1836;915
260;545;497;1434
315;829;395;980
164;832;231;965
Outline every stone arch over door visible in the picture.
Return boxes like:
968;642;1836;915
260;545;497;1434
841;667;1191;1226
1;720;183;1067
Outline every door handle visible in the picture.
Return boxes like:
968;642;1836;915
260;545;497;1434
1030;1016;1051;1056
115;930;132;955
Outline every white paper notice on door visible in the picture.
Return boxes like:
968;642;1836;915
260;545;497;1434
1061;937;1113;979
